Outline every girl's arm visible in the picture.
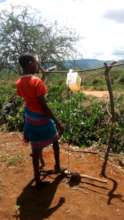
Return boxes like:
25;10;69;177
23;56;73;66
39;66;48;80
39;66;47;73
38;96;64;134
36;63;48;80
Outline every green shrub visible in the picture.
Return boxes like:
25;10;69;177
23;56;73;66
49;91;107;147
6;106;24;131
1;70;124;153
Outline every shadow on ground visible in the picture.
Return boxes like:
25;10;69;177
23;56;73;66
16;174;65;220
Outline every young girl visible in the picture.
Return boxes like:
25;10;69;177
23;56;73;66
16;54;64;189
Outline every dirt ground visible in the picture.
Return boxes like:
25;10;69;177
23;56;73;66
0;132;124;220
82;90;109;99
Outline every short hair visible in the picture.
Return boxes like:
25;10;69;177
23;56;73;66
19;54;35;68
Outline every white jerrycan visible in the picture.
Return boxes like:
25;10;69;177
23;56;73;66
66;69;81;92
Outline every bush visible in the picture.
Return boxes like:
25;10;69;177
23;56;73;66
49;91;107;147
1;70;124;153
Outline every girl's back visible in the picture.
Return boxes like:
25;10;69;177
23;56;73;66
16;75;47;113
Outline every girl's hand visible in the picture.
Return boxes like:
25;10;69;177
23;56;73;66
56;121;64;135
23;132;29;143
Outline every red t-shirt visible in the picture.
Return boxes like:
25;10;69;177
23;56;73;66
16;75;48;113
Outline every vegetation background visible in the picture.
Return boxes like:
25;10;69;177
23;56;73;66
0;65;124;153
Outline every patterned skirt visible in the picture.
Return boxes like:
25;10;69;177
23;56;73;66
24;107;59;150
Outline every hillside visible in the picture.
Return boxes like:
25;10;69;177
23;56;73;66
64;58;105;69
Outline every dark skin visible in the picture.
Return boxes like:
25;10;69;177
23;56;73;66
21;57;64;187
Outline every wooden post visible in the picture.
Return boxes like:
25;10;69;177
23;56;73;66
100;61;116;177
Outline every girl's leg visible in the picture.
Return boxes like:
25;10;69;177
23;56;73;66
30;150;45;169
31;147;41;185
52;139;61;172
40;149;45;168
31;146;50;189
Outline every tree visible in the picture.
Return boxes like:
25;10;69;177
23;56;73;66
0;5;78;69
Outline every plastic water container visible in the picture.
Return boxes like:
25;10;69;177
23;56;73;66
66;69;81;92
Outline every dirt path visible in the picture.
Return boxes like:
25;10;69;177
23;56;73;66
0;132;124;220
82;90;109;99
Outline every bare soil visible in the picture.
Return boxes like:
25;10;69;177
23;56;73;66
0;132;124;220
82;90;109;99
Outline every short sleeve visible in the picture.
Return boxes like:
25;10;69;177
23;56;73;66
16;80;22;96
17;89;21;96
35;78;48;96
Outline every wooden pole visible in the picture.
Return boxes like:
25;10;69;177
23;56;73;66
100;61;116;177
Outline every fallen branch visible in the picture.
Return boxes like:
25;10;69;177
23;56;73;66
80;174;108;183
63;145;98;154
64;170;108;184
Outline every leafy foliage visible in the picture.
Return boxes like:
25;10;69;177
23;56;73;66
0;5;77;69
1;68;124;153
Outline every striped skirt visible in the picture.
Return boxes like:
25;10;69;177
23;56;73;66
24;107;59;150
